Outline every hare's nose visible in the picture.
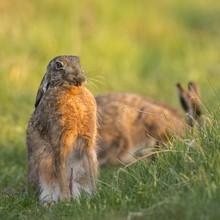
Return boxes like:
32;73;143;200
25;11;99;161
76;74;86;83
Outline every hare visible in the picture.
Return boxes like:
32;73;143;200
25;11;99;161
26;56;98;204
96;82;202;165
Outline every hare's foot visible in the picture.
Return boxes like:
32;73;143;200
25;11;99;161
60;194;71;201
39;177;60;203
40;189;59;204
42;200;56;206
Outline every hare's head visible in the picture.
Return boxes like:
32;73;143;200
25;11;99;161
35;55;86;108
46;56;86;87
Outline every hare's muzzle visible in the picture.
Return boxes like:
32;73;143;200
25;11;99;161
74;75;86;86
65;68;86;86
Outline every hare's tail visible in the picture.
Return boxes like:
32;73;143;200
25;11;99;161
177;81;202;127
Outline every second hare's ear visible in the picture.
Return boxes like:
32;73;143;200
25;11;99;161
35;73;50;108
177;81;202;127
188;81;202;118
176;83;191;113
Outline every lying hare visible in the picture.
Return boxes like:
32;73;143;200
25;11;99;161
26;56;98;204
96;82;202;165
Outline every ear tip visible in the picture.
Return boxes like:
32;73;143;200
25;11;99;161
176;83;184;92
188;81;200;92
188;81;196;87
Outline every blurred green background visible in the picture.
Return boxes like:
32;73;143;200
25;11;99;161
0;0;220;189
1;1;220;219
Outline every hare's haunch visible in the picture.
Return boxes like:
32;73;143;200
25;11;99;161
26;56;98;204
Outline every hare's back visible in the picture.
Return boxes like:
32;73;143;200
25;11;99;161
96;93;152;108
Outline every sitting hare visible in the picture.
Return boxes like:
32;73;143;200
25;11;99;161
96;82;202;165
26;56;98;204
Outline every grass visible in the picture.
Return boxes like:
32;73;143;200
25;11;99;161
1;0;220;219
1;115;220;220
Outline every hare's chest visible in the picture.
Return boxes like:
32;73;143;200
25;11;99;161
58;93;95;126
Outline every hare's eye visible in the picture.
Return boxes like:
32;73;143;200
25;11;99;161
55;61;64;70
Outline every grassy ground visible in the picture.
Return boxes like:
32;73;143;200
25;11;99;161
0;0;220;219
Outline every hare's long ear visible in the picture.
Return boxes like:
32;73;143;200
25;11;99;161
176;83;191;113
177;82;202;127
35;73;50;108
188;81;202;119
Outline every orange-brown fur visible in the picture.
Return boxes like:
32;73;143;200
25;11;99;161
96;82;201;165
27;56;98;203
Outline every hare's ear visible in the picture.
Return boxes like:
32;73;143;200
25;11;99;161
176;83;191;113
188;81;202;118
177;81;202;127
35;73;50;108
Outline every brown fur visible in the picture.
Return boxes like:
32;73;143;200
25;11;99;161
26;56;98;204
96;82;201;165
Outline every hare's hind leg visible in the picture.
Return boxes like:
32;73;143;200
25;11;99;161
113;135;135;165
27;138;60;204
28;149;59;204
38;149;60;204
31;136;71;203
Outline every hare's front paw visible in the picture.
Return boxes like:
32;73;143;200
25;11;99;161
60;191;71;202
40;194;58;205
39;183;60;204
42;200;57;206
